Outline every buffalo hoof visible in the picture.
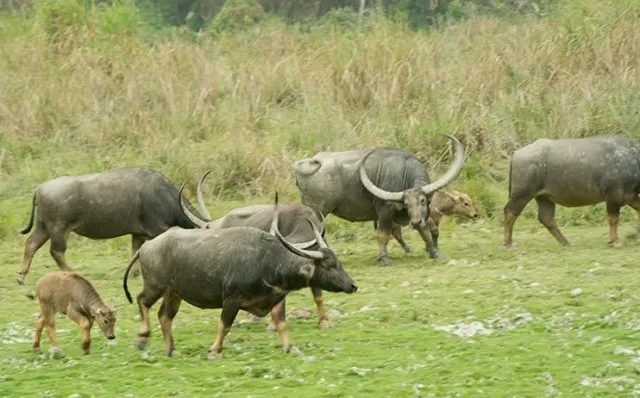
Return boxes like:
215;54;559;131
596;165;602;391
266;323;277;333
16;274;25;286
285;345;304;356
48;347;65;360
428;248;440;259
318;319;334;329
402;245;412;254
611;240;624;248
376;255;391;267
83;350;90;355
34;347;42;355
134;339;148;350
207;352;222;361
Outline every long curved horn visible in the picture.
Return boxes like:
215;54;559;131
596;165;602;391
359;149;404;202
318;211;326;236
308;217;328;249
196;170;213;220
179;184;207;228
270;195;324;260
420;133;466;195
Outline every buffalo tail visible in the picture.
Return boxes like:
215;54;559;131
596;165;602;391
20;192;37;235
123;250;141;304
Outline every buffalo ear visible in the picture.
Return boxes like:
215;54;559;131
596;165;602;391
298;264;315;281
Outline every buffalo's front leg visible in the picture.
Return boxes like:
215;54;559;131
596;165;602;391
375;218;393;266
208;303;240;360
426;218;440;251
390;224;412;253
311;287;332;328
606;201;623;248
67;307;93;355
415;223;438;259
267;299;286;332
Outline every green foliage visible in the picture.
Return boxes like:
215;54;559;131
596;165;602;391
96;0;141;38
33;0;92;51
210;0;264;35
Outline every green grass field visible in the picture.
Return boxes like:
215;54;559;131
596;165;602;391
2;195;640;397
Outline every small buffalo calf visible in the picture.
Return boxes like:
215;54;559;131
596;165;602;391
374;189;479;253
426;190;478;249
32;271;117;356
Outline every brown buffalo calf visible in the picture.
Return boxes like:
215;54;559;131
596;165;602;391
32;271;117;356
427;190;479;249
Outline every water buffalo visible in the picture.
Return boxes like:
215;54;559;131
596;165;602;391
122;193;357;359
179;171;334;330
374;189;479;252
293;133;466;265
31;271;117;357
503;134;640;248
17;167;207;285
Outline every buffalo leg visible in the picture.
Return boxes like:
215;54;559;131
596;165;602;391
17;221;50;285
606;201;623;247
375;222;393;266
67;307;93;355
135;287;164;350
311;287;332;328
390;224;412;253
503;196;532;248
33;312;47;354
627;195;640;234
158;293;183;357
130;235;146;278
415;224;438;259
271;305;300;354
267;299;286;332
208;303;240;360
426;218;440;251
48;226;72;272
535;196;569;246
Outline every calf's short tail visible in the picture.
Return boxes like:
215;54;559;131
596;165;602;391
20;192;37;235
123;250;141;304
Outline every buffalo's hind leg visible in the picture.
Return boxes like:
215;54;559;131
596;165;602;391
606;200;623;248
503;194;533;248
208;303;240;360
48;226;72;272
535;196;569;246
17;221;50;285
626;195;640;237
158;293;183;357
135;286;164;350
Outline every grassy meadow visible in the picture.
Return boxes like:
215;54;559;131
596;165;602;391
2;0;640;396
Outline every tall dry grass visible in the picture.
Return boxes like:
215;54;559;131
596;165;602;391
1;1;639;220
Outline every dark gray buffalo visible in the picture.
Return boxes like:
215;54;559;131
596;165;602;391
179;171;334;329
504;134;640;248
293;134;466;265
17;167;206;285
122;194;358;359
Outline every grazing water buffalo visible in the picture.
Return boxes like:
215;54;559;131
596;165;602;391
31;271;117;356
503;134;640;248
122;194;357;359
374;189;479;252
293;134;466;265
179;171;334;329
17;167;206;285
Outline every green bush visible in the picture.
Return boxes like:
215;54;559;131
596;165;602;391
210;0;264;35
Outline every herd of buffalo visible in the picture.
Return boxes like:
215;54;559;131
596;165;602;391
16;132;640;359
